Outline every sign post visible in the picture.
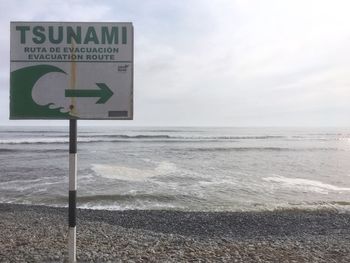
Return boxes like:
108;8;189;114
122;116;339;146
69;119;77;262
10;22;134;262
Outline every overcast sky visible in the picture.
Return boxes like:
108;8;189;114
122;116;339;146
1;0;350;126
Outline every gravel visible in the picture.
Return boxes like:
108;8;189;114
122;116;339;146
0;203;350;262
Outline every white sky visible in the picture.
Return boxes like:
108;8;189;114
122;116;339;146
1;0;350;126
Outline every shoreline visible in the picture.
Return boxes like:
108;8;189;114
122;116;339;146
1;203;350;262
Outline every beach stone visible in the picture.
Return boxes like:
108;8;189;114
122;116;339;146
1;204;350;262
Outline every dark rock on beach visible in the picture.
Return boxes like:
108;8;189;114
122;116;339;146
1;203;350;262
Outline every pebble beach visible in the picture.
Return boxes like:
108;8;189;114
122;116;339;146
1;204;350;262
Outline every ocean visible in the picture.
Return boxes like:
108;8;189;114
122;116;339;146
0;126;350;212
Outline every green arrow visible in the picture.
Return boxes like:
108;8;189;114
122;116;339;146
65;83;114;104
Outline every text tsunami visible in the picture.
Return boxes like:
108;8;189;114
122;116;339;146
15;25;128;45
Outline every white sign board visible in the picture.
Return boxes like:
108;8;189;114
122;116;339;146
10;22;133;120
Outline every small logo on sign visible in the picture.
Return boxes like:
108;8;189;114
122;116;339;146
118;65;129;72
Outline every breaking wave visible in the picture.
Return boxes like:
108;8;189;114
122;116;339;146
263;176;350;194
0;134;288;145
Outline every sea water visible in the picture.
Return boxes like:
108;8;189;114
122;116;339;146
0;126;350;212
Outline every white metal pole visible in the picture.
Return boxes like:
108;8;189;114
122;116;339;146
68;119;77;263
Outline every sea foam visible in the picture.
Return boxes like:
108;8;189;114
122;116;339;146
91;161;177;182
263;175;350;193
